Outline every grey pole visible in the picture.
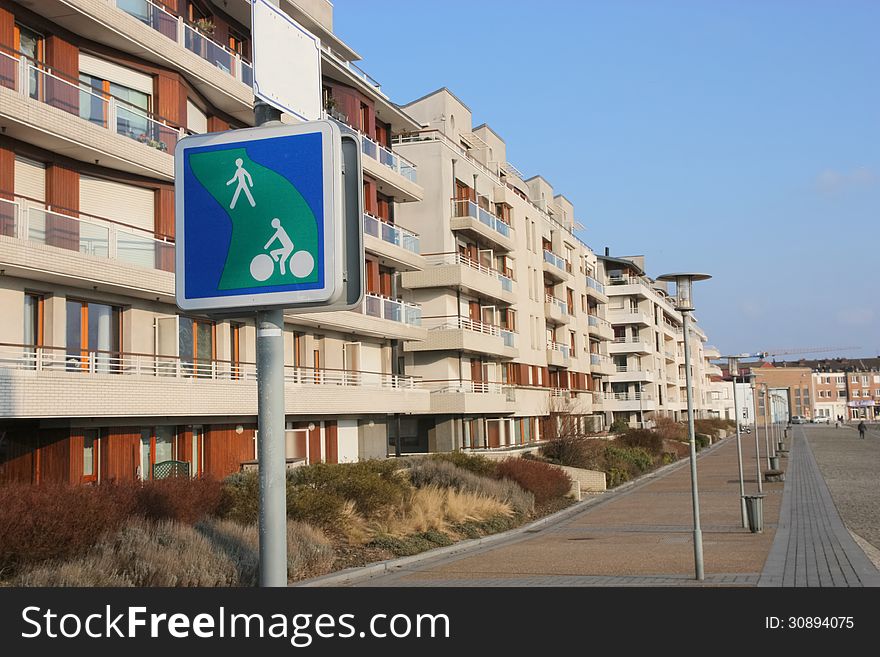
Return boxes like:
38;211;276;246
681;311;704;580
255;89;287;586
765;394;773;469
730;369;747;528
756;385;766;494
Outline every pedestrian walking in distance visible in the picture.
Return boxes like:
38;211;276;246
858;420;867;440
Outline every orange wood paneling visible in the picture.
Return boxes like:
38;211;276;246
207;116;229;133
44;36;79;115
45;163;79;249
308;425;321;464
0;7;13;91
101;427;140;482
324;421;338;464
36;429;71;484
0;427;36;483
204;425;255;478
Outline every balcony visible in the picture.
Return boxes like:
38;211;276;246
419;379;516;415
587;314;614;341
603;391;656;412
544;295;571;325
610;366;657;384
405;316;517;359
0;197;175;301
359;134;422;202
449;199;514;252
546;341;570;368
401;253;516;304
0;51;179;178
607;274;652;299
589;353;616;376
542;249;571;282
607;337;653;355
285;294;425;342
606;308;653;326
362;213;424;271
585;275;609;303
664;348;677;362
0;344;430;418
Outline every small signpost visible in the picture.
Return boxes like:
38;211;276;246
174;119;363;586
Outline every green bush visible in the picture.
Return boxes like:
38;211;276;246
617;429;663;457
286;488;346;528
606;467;629;488
604;445;654;480
694;434;711;451
542;437;607;470
428;452;499;478
609;418;631;434
287;460;411;519
220;471;261;525
406;459;533;515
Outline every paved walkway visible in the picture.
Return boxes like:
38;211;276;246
758;427;880;587
328;427;880;588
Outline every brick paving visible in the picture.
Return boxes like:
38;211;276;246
329;427;880;588
758;427;880;587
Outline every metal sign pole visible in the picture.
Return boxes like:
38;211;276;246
255;96;287;587
731;370;748;528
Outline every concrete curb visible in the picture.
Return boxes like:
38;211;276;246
296;434;733;587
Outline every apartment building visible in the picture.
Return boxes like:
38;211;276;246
597;253;714;426
702;345;735;421
391;88;614;451
0;0;432;484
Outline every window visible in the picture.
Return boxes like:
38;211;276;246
14;24;44;100
140;426;175;480
79;74;151;136
24;292;44;348
852;375;858;383
862;375;869;385
359;102;369;133
228;28;248;58
66;300;121;371
82;428;100;482
179;317;214;377
853;390;860;397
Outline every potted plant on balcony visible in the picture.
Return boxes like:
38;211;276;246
194;18;215;37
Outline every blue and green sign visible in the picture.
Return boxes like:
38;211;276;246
175;122;345;311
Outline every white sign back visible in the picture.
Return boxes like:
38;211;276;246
252;0;322;121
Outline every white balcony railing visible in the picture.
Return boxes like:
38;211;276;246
585;275;606;294
451;199;512;239
545;294;569;316
604;391;652;402
1;197;174;273
543;249;567;272
0;344;419;389
420;379;511;395
362;213;419;254
424;252;514;291
360;134;418;183
361;293;421;326
115;0;253;86
587;314;610;329
547;341;570;359
1;50;184;153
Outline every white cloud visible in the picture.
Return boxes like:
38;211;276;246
816;167;879;194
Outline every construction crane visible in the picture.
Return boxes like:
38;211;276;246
751;346;861;360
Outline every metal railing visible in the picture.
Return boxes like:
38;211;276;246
1;50;183;152
0;343;419;389
362;213;420;254
587;314;610;329
361;292;422;326
545;294;569;316
115;0;253;86
543;249;567;272
420;379;509;395
585;275;606;294
604;391;652;401
320;43;386;98
612;336;647;343
1;197;175;272
590;353;611;366
547;341;570;359
423;252;514;289
450;199;512;239
360;134;418;183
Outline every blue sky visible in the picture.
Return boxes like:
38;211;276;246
332;0;879;359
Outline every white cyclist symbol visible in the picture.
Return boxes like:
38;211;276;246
250;217;315;282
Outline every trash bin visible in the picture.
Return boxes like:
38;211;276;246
769;456;780;470
743;494;765;533
777;441;786;452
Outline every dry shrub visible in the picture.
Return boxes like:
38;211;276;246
407;459;533;515
496;459;572;504
652;416;687;442
542;437;607;471
136;477;224;524
427;452;498;478
662;439;689;459
0;482;138;576
616;429;664;457
694;418;734;435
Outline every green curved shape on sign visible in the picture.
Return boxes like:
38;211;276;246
188;147;319;290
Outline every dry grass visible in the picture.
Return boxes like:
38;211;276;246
16;517;335;587
376;486;512;537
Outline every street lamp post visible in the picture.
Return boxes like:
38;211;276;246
658;272;711;582
723;356;748;528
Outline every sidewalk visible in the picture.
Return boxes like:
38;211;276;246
305;428;879;587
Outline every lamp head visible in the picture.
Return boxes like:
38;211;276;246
657;272;711;311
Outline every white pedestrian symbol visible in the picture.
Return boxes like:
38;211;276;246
226;158;255;209
249;217;315;282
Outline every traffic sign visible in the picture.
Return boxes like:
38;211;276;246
174;120;362;313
